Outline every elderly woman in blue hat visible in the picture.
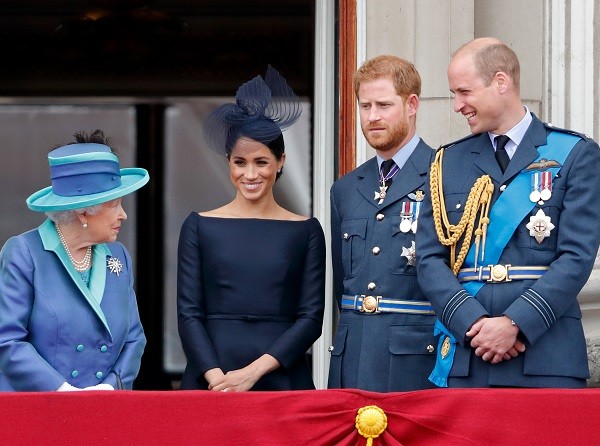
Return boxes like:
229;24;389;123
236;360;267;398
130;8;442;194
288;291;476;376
0;130;149;391
177;67;325;391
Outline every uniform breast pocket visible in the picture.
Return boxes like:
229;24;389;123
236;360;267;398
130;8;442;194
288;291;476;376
341;218;368;278
444;193;466;226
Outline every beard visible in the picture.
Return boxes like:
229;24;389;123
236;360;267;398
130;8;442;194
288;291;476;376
362;118;409;154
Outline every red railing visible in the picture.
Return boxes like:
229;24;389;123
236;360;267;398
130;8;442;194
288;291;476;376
2;388;599;445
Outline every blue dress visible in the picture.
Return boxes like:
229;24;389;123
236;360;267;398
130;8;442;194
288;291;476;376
177;213;325;390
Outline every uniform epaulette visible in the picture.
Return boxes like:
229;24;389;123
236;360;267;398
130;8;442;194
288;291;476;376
544;122;591;140
437;132;480;150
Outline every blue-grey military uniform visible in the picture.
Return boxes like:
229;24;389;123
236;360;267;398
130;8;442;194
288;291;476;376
328;138;437;391
416;113;600;387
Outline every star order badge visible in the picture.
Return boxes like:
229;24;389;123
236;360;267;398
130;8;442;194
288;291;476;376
374;185;388;204
526;209;555;244
401;241;416;266
107;256;123;276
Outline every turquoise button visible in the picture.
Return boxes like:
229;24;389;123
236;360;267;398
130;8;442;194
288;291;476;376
71;370;79;378
76;344;84;352
100;345;108;353
96;372;103;379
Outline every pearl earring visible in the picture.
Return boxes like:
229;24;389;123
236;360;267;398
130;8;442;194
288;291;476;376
83;222;88;229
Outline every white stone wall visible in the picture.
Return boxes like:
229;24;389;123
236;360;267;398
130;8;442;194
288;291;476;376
362;0;600;385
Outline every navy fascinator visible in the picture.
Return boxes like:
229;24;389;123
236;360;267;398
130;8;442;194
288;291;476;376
203;65;302;155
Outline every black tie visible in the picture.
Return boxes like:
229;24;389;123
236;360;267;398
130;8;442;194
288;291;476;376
381;159;396;186
495;135;511;173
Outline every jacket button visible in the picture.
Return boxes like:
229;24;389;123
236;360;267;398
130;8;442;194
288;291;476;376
343;233;349;240
71;370;79;378
367;282;376;290
372;246;380;255
328;346;334;352
76;344;84;352
376;213;384;221
96;372;103;379
100;345;108;353
427;344;435;353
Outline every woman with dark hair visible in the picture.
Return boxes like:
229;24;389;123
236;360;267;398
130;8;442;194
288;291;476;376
0;130;149;391
177;67;325;391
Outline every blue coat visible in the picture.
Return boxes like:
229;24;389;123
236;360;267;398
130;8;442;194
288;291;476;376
0;219;146;391
416;114;600;387
328;139;438;391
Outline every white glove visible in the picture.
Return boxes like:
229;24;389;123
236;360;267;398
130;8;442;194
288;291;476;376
56;382;82;391
82;383;115;391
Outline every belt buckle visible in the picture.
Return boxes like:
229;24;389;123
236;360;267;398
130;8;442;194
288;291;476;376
486;264;512;282
360;295;380;313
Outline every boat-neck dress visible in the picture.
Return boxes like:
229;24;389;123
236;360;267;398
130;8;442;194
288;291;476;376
177;212;325;390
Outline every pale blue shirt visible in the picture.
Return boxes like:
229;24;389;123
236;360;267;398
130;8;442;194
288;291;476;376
488;106;533;159
376;134;420;172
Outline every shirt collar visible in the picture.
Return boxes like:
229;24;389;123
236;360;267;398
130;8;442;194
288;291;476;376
377;134;420;171
488;106;532;157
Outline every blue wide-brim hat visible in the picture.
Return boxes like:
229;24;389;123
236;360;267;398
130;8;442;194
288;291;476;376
26;143;149;212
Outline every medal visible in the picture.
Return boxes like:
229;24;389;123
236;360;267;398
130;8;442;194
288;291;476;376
526;209;555;243
374;185;388;204
411;201;422;233
401;241;416;266
375;161;400;204
400;218;412;233
540;170;552;201
529;172;541;202
400;201;413;233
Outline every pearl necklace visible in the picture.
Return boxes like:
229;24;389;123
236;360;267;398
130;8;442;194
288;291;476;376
55;224;92;272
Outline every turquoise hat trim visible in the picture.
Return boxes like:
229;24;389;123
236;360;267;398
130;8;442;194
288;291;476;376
48;150;119;166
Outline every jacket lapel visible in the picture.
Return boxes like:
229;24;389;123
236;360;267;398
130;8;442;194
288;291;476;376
503;114;548;180
355;157;382;207
39;219;111;334
380;140;431;207
355;141;433;208
472;134;504;182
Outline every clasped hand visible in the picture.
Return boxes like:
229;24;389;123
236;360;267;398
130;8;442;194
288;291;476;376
467;316;525;364
206;366;259;393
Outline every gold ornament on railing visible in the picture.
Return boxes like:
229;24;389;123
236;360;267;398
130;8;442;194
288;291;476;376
356;405;387;446
430;147;494;273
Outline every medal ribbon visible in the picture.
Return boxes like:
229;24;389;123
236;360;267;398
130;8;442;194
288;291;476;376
531;172;540;198
380;162;399;183
541;171;552;197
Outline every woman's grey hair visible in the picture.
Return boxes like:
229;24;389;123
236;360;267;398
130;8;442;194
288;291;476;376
46;204;104;224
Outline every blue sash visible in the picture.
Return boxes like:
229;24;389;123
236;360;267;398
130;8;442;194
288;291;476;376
429;131;580;387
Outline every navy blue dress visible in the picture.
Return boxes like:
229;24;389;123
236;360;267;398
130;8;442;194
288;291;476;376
177;213;325;390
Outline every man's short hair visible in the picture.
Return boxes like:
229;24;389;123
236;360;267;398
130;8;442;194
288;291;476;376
455;40;521;91
353;55;421;99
